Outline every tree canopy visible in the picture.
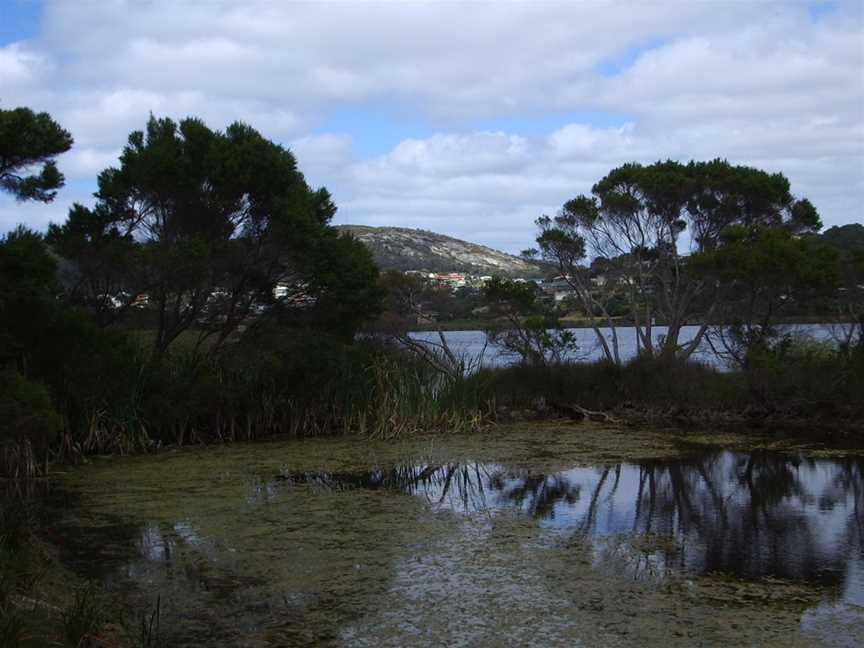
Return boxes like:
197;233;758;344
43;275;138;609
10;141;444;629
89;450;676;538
536;159;826;363
48;115;380;357
0;107;73;202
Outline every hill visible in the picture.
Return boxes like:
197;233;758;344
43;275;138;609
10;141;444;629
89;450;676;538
818;223;864;257
336;225;546;277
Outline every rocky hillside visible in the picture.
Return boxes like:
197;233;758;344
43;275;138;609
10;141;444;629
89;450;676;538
337;225;545;277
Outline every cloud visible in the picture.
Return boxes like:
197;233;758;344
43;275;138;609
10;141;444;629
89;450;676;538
0;192;83;236
0;0;861;251
0;42;50;88
323;112;863;251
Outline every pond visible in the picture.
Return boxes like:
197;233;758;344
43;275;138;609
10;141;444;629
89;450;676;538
411;323;842;369
53;425;863;647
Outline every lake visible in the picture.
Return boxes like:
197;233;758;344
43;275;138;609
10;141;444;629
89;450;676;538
411;323;842;368
53;424;863;647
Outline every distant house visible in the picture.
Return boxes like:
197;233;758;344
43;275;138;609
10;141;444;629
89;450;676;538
273;281;315;306
541;277;578;302
273;283;290;299
432;272;467;290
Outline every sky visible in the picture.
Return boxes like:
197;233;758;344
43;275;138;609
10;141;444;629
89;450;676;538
1;0;862;254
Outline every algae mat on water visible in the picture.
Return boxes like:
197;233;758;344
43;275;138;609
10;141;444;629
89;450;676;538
53;423;863;647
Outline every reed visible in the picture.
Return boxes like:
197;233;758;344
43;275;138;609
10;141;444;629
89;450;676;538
140;595;161;648
62;585;103;648
6;326;860;490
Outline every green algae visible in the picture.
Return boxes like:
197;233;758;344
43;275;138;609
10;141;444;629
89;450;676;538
48;423;864;646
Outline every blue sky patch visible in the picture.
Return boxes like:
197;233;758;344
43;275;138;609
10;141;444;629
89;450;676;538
315;106;436;157
809;1;838;22
596;38;667;77
0;0;41;46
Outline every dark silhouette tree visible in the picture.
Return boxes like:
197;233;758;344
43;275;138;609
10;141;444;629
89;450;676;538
0;107;73;202
48;115;380;358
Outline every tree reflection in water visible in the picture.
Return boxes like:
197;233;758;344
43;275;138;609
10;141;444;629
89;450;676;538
277;451;863;598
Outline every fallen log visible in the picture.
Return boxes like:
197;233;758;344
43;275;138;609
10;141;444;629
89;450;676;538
548;400;620;424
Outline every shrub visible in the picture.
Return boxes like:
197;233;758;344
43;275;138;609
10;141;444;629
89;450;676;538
0;369;62;480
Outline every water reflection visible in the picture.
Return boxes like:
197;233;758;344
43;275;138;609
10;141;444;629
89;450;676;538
278;451;863;596
59;444;863;646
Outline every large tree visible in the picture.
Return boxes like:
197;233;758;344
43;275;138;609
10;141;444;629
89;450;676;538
0;107;73;202
536;159;822;363
48;115;380;358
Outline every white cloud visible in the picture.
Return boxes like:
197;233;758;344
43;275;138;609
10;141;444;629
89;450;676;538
0;42;50;87
0;0;861;251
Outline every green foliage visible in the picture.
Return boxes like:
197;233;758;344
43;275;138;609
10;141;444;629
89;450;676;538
0;106;73;202
697;225;837;285
536;159;826;362
469;344;863;422
692;226;840;364
0;110;386;469
1;227;149;461
48;115;379;358
741;335;864;408
818;223;864;257
287;230;384;340
471;358;743;413
0;226;60;367
62;585;104;648
812;224;864;345
0;501;39;647
128;333;483;442
482;277;577;366
0;369;62;476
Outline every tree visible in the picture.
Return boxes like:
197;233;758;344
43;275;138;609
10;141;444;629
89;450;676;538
0;107;73;202
48;115;379;359
482;277;577;366
536;159;822;363
692;225;839;367
816;224;864;351
0;226;60;368
374;271;479;378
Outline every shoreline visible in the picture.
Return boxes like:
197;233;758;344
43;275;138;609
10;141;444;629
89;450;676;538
407;315;854;332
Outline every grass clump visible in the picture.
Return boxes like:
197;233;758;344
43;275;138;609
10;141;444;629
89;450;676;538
62;585;103;648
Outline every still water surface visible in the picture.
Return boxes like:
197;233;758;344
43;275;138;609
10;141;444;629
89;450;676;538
55;427;862;646
411;323;839;368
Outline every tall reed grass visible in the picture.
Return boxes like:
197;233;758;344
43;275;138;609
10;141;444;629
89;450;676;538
24;338;489;467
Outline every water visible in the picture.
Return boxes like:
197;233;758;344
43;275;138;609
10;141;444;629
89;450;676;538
54;426;863;646
411;323;841;368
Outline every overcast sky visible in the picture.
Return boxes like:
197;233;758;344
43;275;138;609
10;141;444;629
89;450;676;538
1;0;862;253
